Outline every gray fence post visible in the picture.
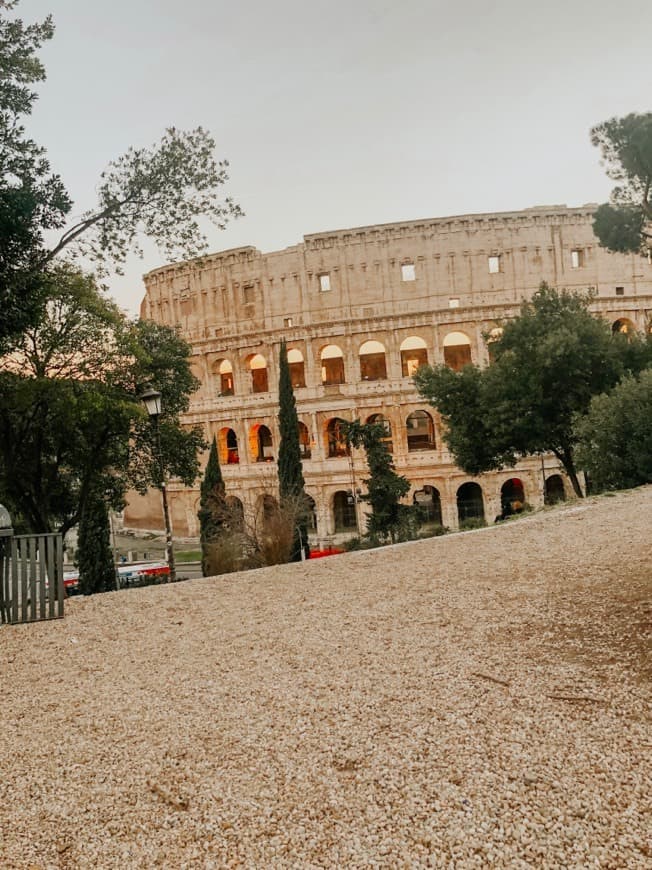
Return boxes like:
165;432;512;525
0;503;14;625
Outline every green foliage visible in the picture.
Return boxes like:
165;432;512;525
414;364;506;475
198;436;226;576
591;112;652;254
0;266;205;534
49;126;243;274
0;3;241;347
344;420;411;542
458;517;487;532
277;340;309;561
0;4;71;348
574;369;652;491
77;490;116;595
415;284;650;497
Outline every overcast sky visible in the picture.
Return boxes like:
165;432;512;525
21;0;652;314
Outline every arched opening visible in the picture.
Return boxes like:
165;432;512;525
359;339;387;381
287;348;306;388
500;478;525;516
457;482;485;525
612;318;636;336
320;344;345;385
261;494;278;530
413;485;443;527
486;327;503;363
225;495;244;530
400;336;428;377
248;353;269;393
305;494;317;531
443;331;472;371
214;358;234;396
298;421;311;459
218;427;239;465
544;474;566;505
250;424;274;462
367;413;393;453
406;410;436;451
325;418;350;458
333;491;357;532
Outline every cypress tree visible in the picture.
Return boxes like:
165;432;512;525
277;340;310;561
198;435;226;576
77;491;116;595
344;420;411;543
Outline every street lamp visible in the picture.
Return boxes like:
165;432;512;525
140;386;176;583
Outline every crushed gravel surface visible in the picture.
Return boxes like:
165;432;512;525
1;488;650;868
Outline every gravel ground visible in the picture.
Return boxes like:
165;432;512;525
1;488;650;869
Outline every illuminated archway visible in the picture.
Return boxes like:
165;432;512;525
320;344;345;385
325;418;349;458
612;318;636;336
250;424;274;462
298;421;311;458
247;353;268;393
213;358;234;395
400;336;428;377
287;348;306;388
218;427;239;465
500;478;525;515
443;331;472;371
359;340;387;381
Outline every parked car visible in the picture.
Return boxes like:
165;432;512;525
118;561;170;586
63;561;170;595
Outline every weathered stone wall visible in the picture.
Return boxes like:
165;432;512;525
127;205;652;540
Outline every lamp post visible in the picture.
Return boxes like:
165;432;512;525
140;386;176;583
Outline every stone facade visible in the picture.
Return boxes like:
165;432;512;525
125;205;652;541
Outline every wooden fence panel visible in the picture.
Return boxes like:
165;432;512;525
0;533;64;625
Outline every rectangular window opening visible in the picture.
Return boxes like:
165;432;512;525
318;273;331;292
243;283;255;303
488;255;500;274
283;316;293;327
615;286;624;296
401;263;416;282
449;297;460;308
570;249;584;269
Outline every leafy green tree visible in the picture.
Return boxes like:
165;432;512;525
0;3;241;349
344;420;411;542
415;284;651;497
574;369;652;491
198;436;227;576
45;125;242;275
0;5;70;348
277;340;310;560
0;266;205;534
77;489;116;595
591;112;652;255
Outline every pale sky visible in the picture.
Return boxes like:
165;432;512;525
21;0;652;314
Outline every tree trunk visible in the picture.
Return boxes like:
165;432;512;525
553;448;584;498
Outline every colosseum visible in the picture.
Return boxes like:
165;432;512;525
125;204;652;543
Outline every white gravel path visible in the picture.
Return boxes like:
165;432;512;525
1;488;650;868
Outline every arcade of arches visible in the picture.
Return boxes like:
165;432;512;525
128;205;652;540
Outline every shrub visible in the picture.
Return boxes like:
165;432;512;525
574;369;652;491
458;517;487;531
417;523;449;539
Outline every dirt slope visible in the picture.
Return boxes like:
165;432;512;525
1;488;650;868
